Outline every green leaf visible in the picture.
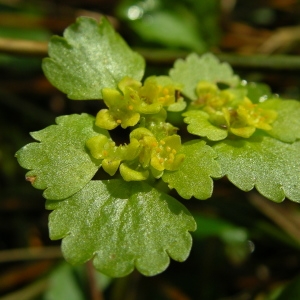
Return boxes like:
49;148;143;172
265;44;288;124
162;140;222;199
260;99;300;143
274;275;300;300
42;17;145;100
169;53;240;100
116;0;220;48
46;180;196;277
128;11;206;52
214;136;300;202
16;114;108;200
44;262;111;299
193;214;249;263
183;110;228;141
44;263;85;300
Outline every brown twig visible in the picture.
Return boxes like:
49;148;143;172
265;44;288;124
0;260;53;293
0;246;62;263
249;193;300;243
86;260;105;300
257;26;300;54
0;38;48;57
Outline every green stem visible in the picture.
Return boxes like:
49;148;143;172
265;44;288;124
135;47;300;70
2;37;300;70
217;53;300;70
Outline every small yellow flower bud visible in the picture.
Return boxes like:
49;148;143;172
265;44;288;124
163;88;169;95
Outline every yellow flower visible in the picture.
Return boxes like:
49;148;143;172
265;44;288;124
194;81;277;138
86;127;185;181
95;76;181;130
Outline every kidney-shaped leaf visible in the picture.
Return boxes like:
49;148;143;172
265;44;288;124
16;114;107;200
46;180;196;277
214;136;300;202
42;17;145;100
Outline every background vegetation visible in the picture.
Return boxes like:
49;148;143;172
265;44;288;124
1;0;300;299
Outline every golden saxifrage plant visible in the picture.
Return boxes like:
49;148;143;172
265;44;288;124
16;17;300;277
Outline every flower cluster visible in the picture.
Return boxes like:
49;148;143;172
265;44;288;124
192;81;278;138
86;76;185;181
86;128;185;181
95;76;182;130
